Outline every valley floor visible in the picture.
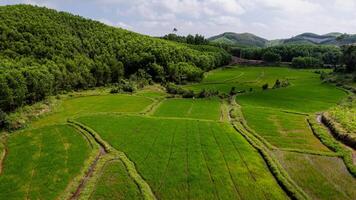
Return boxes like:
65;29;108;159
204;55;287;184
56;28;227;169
0;66;355;200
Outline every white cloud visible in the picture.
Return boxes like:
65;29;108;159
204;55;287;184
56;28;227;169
98;18;133;30
21;0;57;9
1;0;356;39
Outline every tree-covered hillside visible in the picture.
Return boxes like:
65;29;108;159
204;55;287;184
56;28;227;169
0;5;230;112
209;32;356;47
209;32;268;48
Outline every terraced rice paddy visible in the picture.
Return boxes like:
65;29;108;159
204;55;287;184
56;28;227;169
153;98;221;120
76;115;288;200
242;106;330;151
89;160;143;200
0;125;92;199
275;151;356;200
189;65;353;199
31;94;154;128
328;97;356;134
0;66;354;200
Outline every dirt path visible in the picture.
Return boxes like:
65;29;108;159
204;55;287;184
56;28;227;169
0;147;7;175
316;114;356;165
69;120;157;200
70;146;107;200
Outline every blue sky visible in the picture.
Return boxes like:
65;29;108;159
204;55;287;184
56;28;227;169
1;0;356;39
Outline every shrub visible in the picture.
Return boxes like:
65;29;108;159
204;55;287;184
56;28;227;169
273;79;290;89
182;90;195;98
197;89;219;98
165;83;181;95
129;69;152;89
229;87;237;96
110;88;120;94
122;82;136;93
110;80;136;94
262;83;269;90
292;57;324;68
0;109;9;129
273;79;281;89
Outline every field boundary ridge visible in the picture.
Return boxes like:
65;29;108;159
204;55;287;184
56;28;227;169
308;117;356;177
68;120;157;200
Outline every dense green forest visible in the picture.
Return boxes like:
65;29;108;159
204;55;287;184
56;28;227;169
0;5;230;112
238;44;356;70
239;45;342;64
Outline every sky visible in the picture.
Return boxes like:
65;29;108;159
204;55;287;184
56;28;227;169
1;0;356;39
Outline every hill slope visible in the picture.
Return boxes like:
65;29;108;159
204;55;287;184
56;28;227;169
209;32;268;47
210;32;356;47
0;4;230;112
283;32;356;46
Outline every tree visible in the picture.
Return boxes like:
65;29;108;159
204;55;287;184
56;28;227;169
5;70;27;109
262;51;281;63
342;45;356;72
167;62;203;83
0;5;231;112
0;109;8;129
0;75;12;111
186;34;195;44
262;83;269;90
322;51;341;67
292;57;323;68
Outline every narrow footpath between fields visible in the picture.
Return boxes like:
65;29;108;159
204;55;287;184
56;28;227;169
68;120;157;200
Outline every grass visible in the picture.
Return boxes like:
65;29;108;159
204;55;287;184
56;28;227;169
76;114;288;200
188;66;353;199
31;94;153;128
328;96;356;134
185;66;345;113
275;151;356;200
89;160;143;200
242;106;330;151
153;98;221;121
308;117;356;176
0;125;92;200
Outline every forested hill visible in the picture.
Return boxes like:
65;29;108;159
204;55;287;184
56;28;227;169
0;4;230;112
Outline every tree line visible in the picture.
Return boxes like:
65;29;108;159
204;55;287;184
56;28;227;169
237;44;342;68
161;33;209;45
0;5;230;113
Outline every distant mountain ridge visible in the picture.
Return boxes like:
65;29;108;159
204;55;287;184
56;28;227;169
209;32;356;47
209;32;268;47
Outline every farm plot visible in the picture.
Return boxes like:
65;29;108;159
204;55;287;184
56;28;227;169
185;67;306;94
76;115;288;200
184;66;345;113
236;69;345;113
274;151;356;200
89;160;143;200
328;97;356;134
242;106;330;152
32;94;154;128
153;98;221;121
0;125;92;200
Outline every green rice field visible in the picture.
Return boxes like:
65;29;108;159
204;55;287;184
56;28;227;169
77;114;288;200
0;66;354;200
275;151;356;200
89;160;143;200
0;125;92;199
153;98;222;121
